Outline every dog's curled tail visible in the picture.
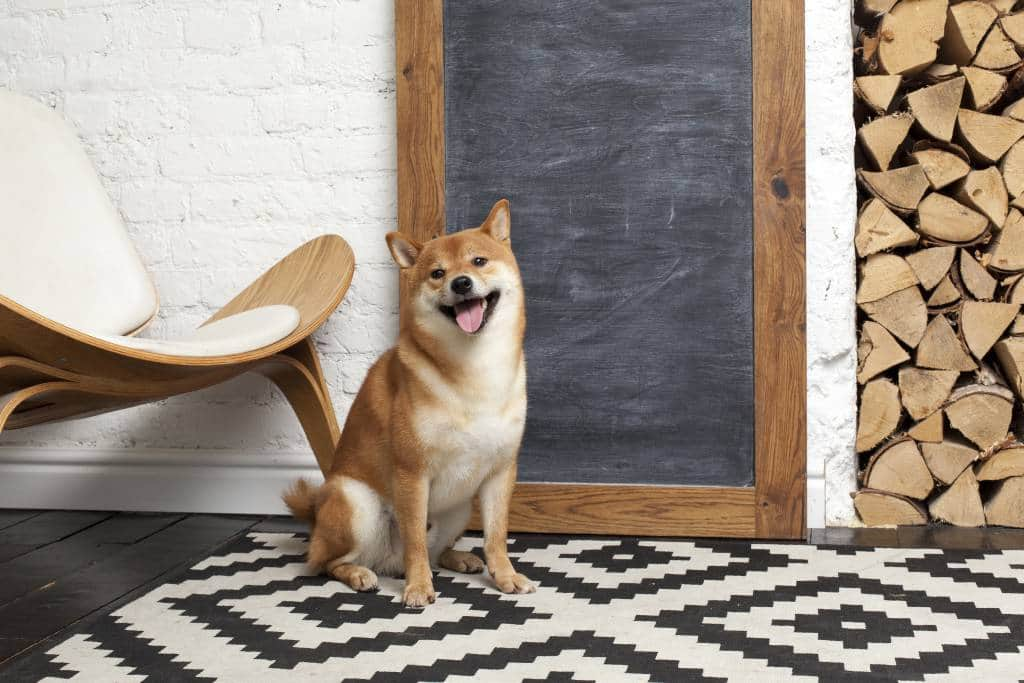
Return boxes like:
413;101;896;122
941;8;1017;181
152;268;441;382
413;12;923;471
282;478;320;523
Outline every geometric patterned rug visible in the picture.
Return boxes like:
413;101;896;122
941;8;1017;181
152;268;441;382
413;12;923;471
9;532;1024;681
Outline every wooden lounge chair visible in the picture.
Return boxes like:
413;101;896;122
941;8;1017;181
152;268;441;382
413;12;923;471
0;90;352;475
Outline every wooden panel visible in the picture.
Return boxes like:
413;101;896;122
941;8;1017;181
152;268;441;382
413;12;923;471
395;0;445;243
752;0;807;539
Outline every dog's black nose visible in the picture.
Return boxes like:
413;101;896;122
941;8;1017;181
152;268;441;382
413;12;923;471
451;276;473;295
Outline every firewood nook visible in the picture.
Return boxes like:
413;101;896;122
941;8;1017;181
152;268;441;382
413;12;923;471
855;0;1024;528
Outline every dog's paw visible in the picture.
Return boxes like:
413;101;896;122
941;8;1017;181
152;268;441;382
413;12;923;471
493;572;536;594
403;581;437;608
331;565;379;592
439;549;485;574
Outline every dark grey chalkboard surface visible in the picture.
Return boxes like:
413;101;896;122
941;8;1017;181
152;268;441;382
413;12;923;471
444;0;754;486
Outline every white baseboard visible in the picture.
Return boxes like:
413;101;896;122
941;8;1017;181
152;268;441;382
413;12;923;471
807;475;826;530
0;447;320;515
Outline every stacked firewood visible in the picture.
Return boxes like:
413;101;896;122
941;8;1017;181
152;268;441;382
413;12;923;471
854;0;1024;527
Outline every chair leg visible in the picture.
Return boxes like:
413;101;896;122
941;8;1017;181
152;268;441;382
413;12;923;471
253;339;341;477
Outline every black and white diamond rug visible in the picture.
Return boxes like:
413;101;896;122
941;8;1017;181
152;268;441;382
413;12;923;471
10;532;1024;681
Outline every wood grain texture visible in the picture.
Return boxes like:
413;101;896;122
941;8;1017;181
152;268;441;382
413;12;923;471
752;0;807;539
395;0;445;243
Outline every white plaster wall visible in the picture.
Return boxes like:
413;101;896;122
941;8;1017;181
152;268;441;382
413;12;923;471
0;0;861;525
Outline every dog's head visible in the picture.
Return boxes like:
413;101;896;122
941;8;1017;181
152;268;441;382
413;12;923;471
386;199;523;340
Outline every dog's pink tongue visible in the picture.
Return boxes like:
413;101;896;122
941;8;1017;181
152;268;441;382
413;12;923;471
454;299;485;333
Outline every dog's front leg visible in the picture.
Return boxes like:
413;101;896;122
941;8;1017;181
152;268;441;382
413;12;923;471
479;461;536;594
394;468;435;607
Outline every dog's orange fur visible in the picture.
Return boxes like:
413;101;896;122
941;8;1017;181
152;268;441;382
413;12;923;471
283;200;533;607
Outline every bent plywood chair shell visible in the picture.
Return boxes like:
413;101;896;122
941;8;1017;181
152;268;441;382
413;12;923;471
0;90;354;475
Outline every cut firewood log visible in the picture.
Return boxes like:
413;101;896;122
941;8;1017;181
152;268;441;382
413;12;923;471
976;445;1024;479
972;23;1023;71
1000;141;1024;197
924;62;962;81
858;254;920;303
987;208;1024;271
855;0;900;26
916;193;989;243
863;438;936;499
941;2;998;65
854;489;929;526
917;314;979;369
945;383;1015;449
1010;313;1024;333
984;476;1024;526
1000;11;1024;48
928;274;963;307
855;75;903;115
922;439;979;484
961;300;1019;357
858;321;912;384
907;77;966;141
899;366;960;419
859;113;916;170
929;467;987;525
960;251;999;299
857;378;903;452
907;245;957;288
856;200;921;257
909;410;945;442
986;0;1019;16
878;0;948;75
955;166;1009;224
958;108;1024;162
859;31;883;74
861;286;929;347
1004;97;1024;120
994;335;1024;398
859;166;931;213
961;65;1008;110
1003;272;1024;301
911;141;972;189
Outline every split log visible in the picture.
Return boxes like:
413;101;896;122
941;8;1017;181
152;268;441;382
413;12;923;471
960;250;999;300
918;314;979;370
911;141;972;189
924;62;962;81
855;0;900;27
941;2;998;65
858;321;912;384
986;0;1019;15
1000;141;1024;197
955;166;1009;224
859;166;931;213
916;193;989;243
855;199;921;257
863;438;936;499
957;108;1024;162
922;439;979;484
859;31;883;74
928;274;963;307
855;75;903;115
899;366;960;419
987;208;1024;271
857;378;903;452
944;383;1015;449
994;335;1024;398
854;489;930;526
858;254;920;303
929;467;987;525
975;445;1024;479
907;77;966;141
1010;313;1024;334
907;245;957;288
960;300;1019;357
878;0;948;75
1000;11;1024;48
961;65;1008;110
859;113;916;170
984;476;1024;526
861;286;929;347
1003;272;1024;302
909;410;945;442
972;24;1022;71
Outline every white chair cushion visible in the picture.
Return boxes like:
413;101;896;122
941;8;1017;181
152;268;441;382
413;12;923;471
0;90;158;335
91;305;301;357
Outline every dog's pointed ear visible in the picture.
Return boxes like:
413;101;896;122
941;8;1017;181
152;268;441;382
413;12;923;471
386;232;422;269
481;199;511;243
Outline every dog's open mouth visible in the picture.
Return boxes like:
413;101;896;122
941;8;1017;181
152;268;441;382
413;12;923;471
440;291;500;334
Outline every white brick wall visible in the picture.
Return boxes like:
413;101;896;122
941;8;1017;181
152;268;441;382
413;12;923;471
0;0;400;453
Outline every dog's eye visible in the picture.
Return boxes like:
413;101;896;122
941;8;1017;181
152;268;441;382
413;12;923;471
472;257;488;267
430;269;445;280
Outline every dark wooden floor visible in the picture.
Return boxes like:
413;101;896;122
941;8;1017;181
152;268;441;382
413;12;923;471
1;510;1023;671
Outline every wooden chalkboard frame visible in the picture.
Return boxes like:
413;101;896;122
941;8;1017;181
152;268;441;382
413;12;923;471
394;0;806;539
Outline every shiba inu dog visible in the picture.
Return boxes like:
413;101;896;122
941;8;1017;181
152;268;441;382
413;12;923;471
283;199;534;607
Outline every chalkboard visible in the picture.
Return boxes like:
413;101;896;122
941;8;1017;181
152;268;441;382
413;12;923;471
443;1;755;486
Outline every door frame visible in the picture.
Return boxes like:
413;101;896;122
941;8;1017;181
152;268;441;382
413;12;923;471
393;0;806;539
